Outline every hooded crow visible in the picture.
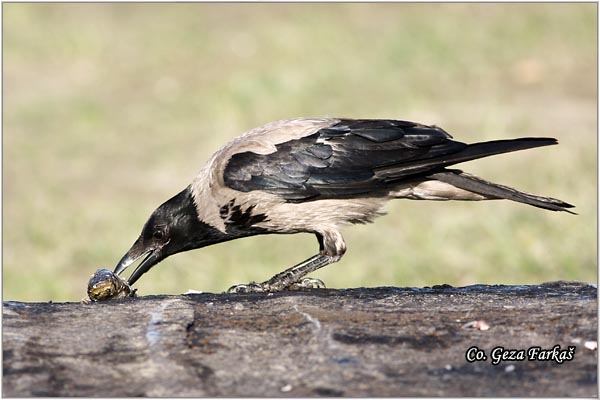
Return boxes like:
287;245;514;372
114;118;574;293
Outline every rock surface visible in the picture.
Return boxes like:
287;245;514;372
2;281;597;397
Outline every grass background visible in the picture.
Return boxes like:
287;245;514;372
3;3;597;302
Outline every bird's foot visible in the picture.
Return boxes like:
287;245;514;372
227;282;265;294
227;277;326;294
287;277;326;290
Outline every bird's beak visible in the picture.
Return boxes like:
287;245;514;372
114;237;161;285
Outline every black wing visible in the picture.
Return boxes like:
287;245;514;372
223;119;555;202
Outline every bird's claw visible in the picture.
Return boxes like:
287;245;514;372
288;277;326;290
227;282;265;294
227;277;326;293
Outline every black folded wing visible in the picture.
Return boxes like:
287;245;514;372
223;119;555;202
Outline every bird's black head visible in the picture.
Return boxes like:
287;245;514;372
114;186;227;285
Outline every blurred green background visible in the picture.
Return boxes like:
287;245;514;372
4;3;597;302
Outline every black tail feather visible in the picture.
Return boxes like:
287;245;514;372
376;137;559;179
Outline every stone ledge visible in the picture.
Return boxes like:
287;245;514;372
2;281;597;396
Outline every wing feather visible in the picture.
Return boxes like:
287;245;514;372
223;119;468;201
222;119;555;202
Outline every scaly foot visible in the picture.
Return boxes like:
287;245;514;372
227;277;326;293
227;282;265;294
288;277;326;290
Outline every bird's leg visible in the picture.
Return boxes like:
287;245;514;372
227;230;346;293
261;254;333;291
227;255;333;293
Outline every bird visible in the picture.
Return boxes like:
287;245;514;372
113;117;574;293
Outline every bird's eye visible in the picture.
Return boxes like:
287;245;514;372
153;229;165;240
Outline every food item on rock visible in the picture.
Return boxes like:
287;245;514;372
82;269;136;303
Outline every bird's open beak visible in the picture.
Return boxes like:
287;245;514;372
114;237;161;285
